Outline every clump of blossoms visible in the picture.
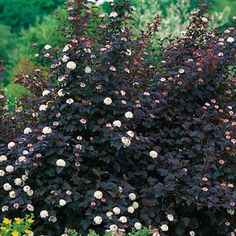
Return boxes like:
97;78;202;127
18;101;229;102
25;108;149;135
0;0;235;235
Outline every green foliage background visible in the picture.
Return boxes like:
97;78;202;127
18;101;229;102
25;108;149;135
0;0;235;106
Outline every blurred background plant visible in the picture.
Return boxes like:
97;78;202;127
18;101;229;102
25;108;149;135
0;0;235;106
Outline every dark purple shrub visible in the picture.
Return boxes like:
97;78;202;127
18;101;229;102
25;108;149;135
0;1;235;235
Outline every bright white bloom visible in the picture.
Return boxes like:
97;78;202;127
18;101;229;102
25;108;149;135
40;210;49;218
9;191;16;198
3;183;12;191
14;178;23;186
0;170;5;176
106;211;113;219
127;131;134;138
66;61;77;70
8;142;15;149
27;190;34;197
132;201;139;209
113;207;121;215
66;98;74;104
134;222;142;230
42;127;52;134
59;199;67;206
149;150;158;158
39;104;47;111
128;206;135;214
42;90;50;96
6;165;14;173
113;120;121;127
129;193;136;201
160;224;169;231
94;190;103;200
22;174;28;181
24;127;32;135
121;137;131;147
104;97;112;105
62;55;70;62
119;216;127;224
110;11;118;18
0;155;7;162
167;214;174;221
179;69;185;74
58;89;65;97
44;44;52;50
2;206;9;212
94;216;102;225
56;159;66;167
189;231;195;236
227;37;235;43
85;66;92;74
125;111;133;119
23;185;31;192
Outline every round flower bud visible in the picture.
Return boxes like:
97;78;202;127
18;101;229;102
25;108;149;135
94;216;102;225
104;97;112;105
167;214;174;221
8;142;15;149
23;185;31;192
9;191;16;198
118;216;127;224
6;165;14;173
42;127;52;134
134;222;142;230
129;193;136;201
132;201;139;209
39;104;47;111
85;66;92;74
113;207;121;215
14;178;23;186
27;204;34;212
40;210;49;218
113;120;121;127
160;224;169;231
121;137;131;147
227;37;234;43
0;155;7;162
106;211;113;219
3;183;12;191
44;44;52;50
66;61;77;70
149;150;158;158
125;111;133;119
56;159;66;167
24;127;32;135
66;98;74;104
128;206;135;214
94;190;103;200
59;199;67;206
2;205;9;212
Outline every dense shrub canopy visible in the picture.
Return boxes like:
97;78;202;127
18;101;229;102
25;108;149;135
0;0;235;235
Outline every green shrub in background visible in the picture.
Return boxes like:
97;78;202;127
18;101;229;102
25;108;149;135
132;0;231;38
0;0;65;31
0;9;66;106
